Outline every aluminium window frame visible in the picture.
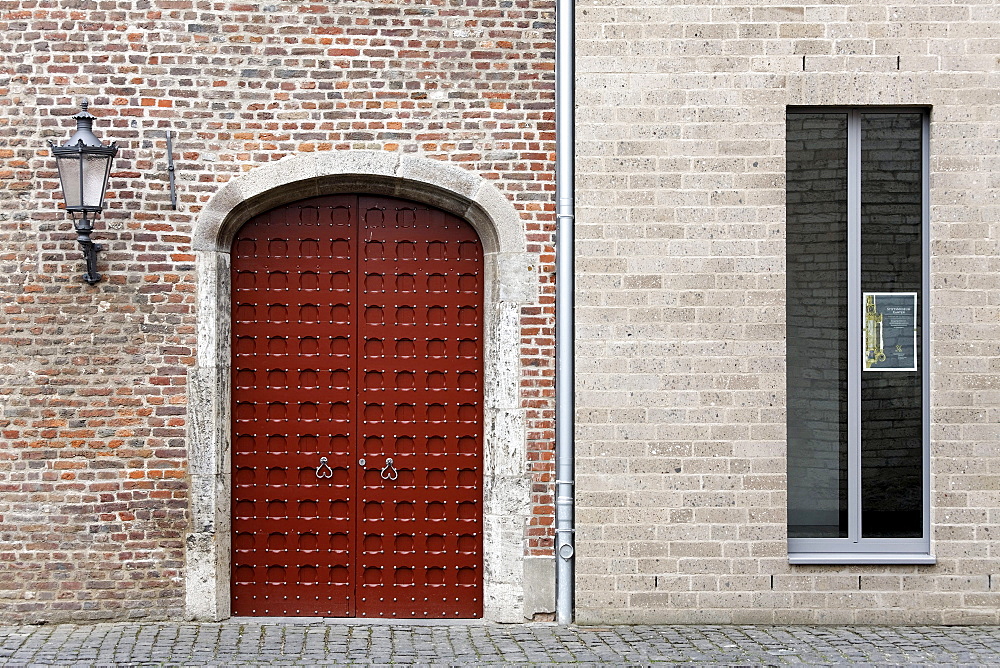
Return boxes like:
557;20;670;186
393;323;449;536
786;106;933;565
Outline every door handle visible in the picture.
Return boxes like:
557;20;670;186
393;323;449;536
380;457;398;481
316;456;334;479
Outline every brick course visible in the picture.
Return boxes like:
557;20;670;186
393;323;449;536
0;0;555;622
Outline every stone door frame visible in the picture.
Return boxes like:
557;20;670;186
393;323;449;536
186;151;535;622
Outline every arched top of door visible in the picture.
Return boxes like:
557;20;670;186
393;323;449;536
192;151;526;257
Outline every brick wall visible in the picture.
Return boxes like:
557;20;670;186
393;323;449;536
576;0;1000;623
0;0;555;622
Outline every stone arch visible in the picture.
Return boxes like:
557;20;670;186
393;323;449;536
185;151;536;622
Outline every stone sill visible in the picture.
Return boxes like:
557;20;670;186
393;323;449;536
789;553;936;565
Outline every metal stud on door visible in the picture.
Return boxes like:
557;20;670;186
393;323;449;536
231;195;483;618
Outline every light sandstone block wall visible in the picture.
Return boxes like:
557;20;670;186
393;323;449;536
576;0;1000;623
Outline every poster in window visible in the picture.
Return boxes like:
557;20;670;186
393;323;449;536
863;292;917;371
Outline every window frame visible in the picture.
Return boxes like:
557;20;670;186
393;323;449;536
785;106;933;565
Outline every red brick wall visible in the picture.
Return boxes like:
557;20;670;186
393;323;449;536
0;0;554;621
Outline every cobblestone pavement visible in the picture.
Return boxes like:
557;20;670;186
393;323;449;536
0;621;998;666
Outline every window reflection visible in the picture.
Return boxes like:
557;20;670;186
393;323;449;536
786;113;849;538
860;113;923;538
786;110;925;543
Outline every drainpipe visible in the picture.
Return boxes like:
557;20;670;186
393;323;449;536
554;0;575;626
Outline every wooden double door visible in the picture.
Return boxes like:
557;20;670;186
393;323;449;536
230;194;483;618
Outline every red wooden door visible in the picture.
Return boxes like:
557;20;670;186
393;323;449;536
230;194;483;618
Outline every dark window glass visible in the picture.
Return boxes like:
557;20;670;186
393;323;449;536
860;113;923;538
786;113;849;538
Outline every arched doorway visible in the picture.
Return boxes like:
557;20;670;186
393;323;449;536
229;194;484;618
187;151;536;623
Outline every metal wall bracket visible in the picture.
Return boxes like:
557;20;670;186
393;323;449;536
166;131;177;210
72;215;103;285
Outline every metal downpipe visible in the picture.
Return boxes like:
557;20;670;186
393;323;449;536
554;0;575;626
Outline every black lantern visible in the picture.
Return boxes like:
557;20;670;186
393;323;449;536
48;99;118;285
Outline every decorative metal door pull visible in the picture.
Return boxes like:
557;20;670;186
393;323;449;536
316;456;334;479
380;457;398;481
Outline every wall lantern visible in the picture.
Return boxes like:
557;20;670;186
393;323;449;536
48;99;118;285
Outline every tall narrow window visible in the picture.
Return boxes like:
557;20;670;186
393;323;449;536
786;108;931;563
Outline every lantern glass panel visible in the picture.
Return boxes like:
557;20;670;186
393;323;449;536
55;153;83;209
83;152;113;209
